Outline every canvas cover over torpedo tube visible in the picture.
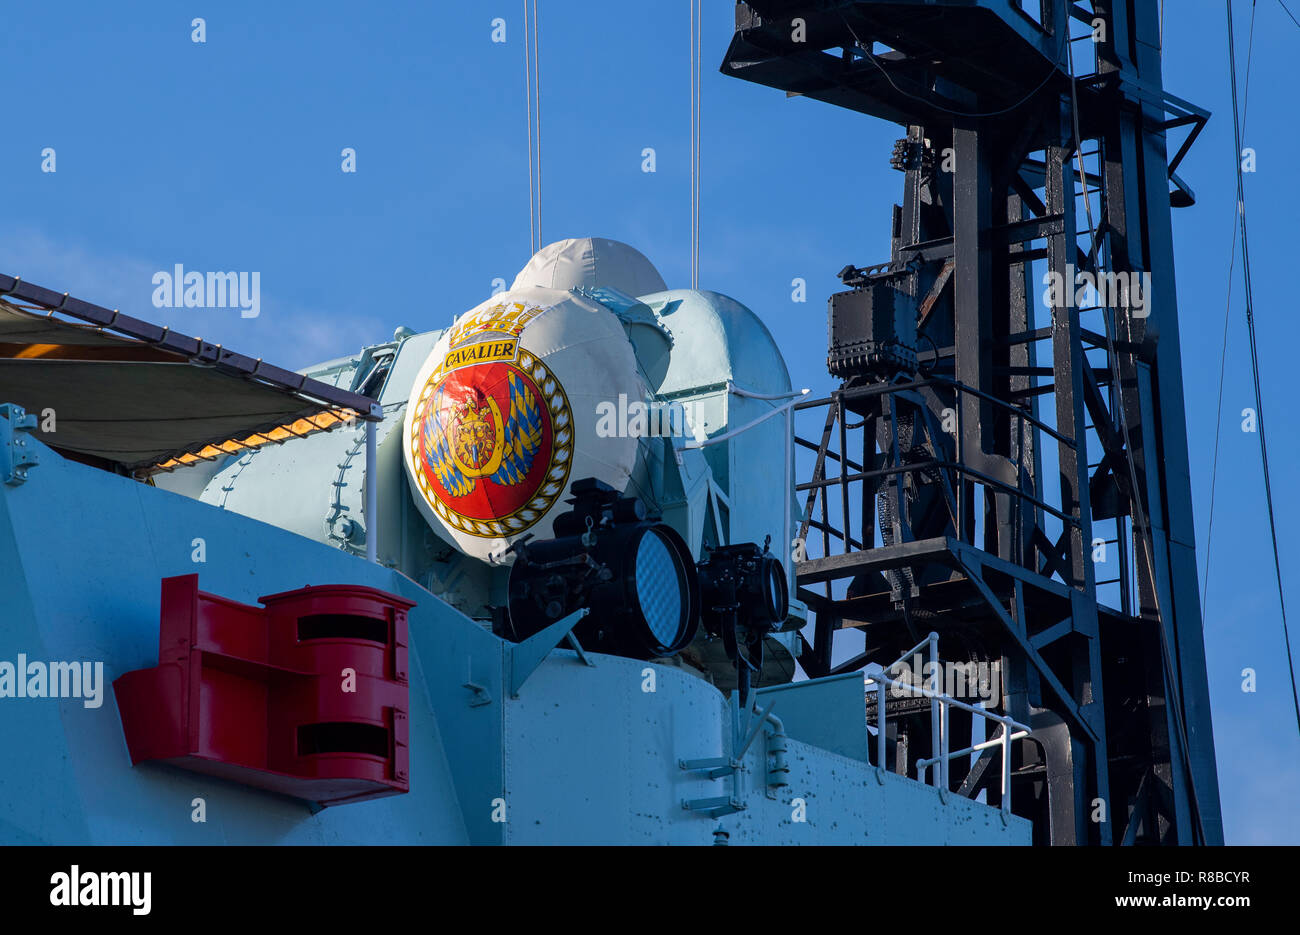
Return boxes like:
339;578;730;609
402;285;642;559
184;237;807;689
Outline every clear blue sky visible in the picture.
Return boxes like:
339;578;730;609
2;0;1295;843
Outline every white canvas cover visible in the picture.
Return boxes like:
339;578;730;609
511;237;667;298
402;285;645;562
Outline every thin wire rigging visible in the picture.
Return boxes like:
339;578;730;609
1225;0;1300;734
524;1;542;255
1202;0;1255;623
690;0;702;288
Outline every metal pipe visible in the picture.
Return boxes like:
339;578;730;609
762;710;788;789
885;634;938;673
365;419;378;563
915;727;1030;813
1002;720;1013;813
929;632;940;788
736;698;778;759
726;381;807;402
683;391;807;449
876;679;887;770
865;643;1031;805
940;698;950;790
917;730;1030;765
784;402;792;590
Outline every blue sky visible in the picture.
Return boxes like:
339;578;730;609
2;1;1295;843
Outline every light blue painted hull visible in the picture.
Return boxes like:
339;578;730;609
0;431;1029;845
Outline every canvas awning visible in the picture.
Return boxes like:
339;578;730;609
0;274;381;475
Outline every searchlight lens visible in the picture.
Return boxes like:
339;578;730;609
635;527;692;652
503;477;700;659
698;543;790;634
764;554;789;623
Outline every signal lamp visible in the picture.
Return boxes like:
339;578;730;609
505;478;700;659
696;539;789;701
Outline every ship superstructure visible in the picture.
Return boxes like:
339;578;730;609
0;0;1221;847
0;240;1027;844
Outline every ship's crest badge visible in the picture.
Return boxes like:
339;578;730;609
410;345;572;539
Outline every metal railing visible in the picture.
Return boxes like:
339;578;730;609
794;372;1081;583
863;632;1031;815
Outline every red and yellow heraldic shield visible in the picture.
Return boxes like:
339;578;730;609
410;345;573;539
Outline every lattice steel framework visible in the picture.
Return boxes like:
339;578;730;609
722;0;1222;844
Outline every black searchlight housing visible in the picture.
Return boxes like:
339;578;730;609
504;477;700;659
696;539;789;703
697;540;789;636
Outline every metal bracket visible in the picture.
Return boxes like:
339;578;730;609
679;756;740;780
1;404;40;486
462;680;492;707
563;630;593;668
508;608;592;697
735;698;778;759
681;795;746;818
463;657;493;707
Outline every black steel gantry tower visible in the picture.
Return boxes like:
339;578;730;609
722;0;1222;844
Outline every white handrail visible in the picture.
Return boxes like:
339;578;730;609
681;388;808;449
713;382;811;595
864;639;1030;815
874;632;942;788
883;633;938;674
725;380;809;401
